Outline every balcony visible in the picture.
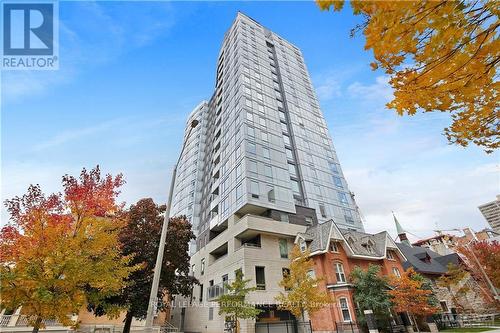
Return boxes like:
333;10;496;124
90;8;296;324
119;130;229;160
208;280;231;300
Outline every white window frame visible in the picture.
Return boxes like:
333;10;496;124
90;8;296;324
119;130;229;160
299;238;307;252
335;262;346;283
339;297;352;322
387;250;395;260
330;241;339;253
392;267;401;278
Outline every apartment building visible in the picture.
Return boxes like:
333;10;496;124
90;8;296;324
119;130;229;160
478;195;500;234
170;12;365;333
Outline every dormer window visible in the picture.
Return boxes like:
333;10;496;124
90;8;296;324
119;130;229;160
330;241;339;253
362;240;375;254
299;238;307;252
387;250;395;260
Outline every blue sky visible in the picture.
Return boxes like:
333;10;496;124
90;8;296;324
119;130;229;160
1;1;498;239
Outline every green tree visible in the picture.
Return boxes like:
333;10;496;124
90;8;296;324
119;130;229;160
275;245;333;321
317;0;499;152
87;199;197;333
217;270;262;333
350;265;392;326
0;167;134;333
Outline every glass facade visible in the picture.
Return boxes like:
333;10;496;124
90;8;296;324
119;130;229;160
171;13;365;253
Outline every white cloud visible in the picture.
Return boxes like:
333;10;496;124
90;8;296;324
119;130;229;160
316;76;342;101
350;162;499;239
347;75;393;102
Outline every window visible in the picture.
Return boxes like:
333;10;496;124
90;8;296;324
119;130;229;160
329;162;339;174
343;209;354;224
235;183;244;202
387;250;395;260
339;298;352;322
333;176;343;188
246;112;253;122
262;147;270;159
279;239;288;258
338;192;349;204
440;301;449;312
201;258;205;275
264;165;272;178
288;163;297;177
335;263;346;283
191;264;196;274
267;187;275;203
255;266;266;290
305;216;313;226
261;132;268;141
248;142;256;154
299;238;307;252
285;148;294;160
291;179;301;194
307;269;316;279
199;284;204;302
282;268;291;290
280;213;289;223
236;163;242;180
208;307;214;320
249;160;258;174
248;126;255;138
283;135;291;146
330;242;339;253
319;204;327;218
250;181;259;198
392;267;401;278
259;117;266;127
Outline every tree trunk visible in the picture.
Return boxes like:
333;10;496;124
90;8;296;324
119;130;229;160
235;319;240;333
122;311;134;333
32;316;42;333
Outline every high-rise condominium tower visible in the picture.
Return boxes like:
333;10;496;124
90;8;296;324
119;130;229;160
478;195;500;234
170;12;364;333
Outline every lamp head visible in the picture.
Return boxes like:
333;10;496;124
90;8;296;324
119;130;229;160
190;119;199;128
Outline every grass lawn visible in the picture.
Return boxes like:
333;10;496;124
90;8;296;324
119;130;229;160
441;328;495;332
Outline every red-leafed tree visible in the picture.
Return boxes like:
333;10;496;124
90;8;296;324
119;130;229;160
0;166;134;333
457;240;500;308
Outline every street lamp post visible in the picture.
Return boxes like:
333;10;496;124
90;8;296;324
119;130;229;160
145;119;199;328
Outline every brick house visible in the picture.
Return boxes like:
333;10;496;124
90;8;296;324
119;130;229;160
294;220;407;333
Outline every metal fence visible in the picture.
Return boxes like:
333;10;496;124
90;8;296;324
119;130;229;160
255;320;311;333
434;313;499;330
335;322;362;333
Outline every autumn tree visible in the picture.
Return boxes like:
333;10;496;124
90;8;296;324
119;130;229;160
0;166;134;333
217;269;262;333
388;268;439;332
87;199;197;333
437;263;473;312
317;1;499;152
275;245;333;321
456;240;500;308
350;265;392;326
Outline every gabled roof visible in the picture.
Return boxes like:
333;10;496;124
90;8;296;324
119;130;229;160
295;220;406;261
397;242;461;275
